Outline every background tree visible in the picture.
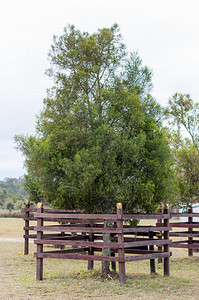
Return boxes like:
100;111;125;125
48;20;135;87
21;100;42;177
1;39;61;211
0;177;28;210
166;93;199;207
6;202;14;212
166;93;199;146
0;188;7;202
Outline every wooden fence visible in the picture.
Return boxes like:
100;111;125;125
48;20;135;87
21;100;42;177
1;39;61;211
170;208;199;256
33;203;171;283
23;202;79;255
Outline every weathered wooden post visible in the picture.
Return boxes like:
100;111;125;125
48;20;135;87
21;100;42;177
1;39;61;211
149;230;156;273
24;201;30;255
117;203;125;284
157;206;162;263
111;231;116;272
188;207;193;256
36;202;43;281
163;204;169;276
88;229;94;270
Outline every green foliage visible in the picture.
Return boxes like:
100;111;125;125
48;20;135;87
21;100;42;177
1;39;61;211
15;24;174;213
123;51;153;97
166;93;199;145
0;177;28;210
175;144;199;206
166;93;199;207
6;202;14;212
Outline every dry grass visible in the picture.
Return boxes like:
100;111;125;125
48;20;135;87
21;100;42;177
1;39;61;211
1;218;199;299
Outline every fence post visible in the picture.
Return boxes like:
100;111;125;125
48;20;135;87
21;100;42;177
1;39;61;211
149;230;156;273
24;201;30;255
111;232;116;272
36;203;44;281
188;207;193;256
88;228;94;270
117;203;125;284
157;206;162;263
163;204;169;276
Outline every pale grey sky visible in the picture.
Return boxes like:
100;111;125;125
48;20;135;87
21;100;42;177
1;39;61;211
0;0;199;180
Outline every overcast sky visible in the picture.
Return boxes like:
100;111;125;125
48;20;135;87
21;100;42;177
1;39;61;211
0;0;199;180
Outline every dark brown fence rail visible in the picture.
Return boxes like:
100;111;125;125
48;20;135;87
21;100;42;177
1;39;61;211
170;208;199;256
23;202;80;255
33;203;171;283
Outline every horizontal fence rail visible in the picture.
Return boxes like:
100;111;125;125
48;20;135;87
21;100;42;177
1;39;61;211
23;202;199;283
169;208;199;256
31;203;171;283
23;202;80;255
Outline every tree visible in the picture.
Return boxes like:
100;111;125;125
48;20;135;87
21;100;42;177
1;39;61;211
122;51;153;97
0;177;28;207
166;93;199;207
6;202;14;212
0;188;7;202
166;93;199;146
175;144;199;207
15;24;175;273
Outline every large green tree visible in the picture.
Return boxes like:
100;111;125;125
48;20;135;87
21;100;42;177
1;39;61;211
15;24;174;214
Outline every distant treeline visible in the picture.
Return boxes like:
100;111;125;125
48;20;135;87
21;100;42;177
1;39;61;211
0;177;28;211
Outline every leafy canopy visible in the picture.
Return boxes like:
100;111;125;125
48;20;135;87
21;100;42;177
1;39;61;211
166;93;199;207
15;24;174;213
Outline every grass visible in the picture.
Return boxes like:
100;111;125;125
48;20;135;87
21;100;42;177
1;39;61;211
1;218;199;299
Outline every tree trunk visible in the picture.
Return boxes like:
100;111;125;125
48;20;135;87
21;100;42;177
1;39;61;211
102;219;113;274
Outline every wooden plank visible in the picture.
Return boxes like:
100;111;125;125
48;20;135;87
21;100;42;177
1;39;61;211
24;208;37;213
157;207;163;263
188;208;193;256
123;214;171;220
170;232;199;237
34;239;122;249
46;235;88;240
34;252;121;262
34;213;117;220
43;209;80;213
117;205;125;284
24;202;30;255
36;205;43;281
172;213;199;217
88;230;94;270
170;243;189;248
123;226;171;233
25;208;80;214
23;234;37;239
189;243;199;249
149;231;155;273
123;239;171;248
92;247;162;255
124;252;171;262
24;234;88;239
34;225;121;234
125;249;162;255
24;217;36;221
170;223;199;228
163;206;170;276
24;226;34;230
42;247;89;254
171;240;188;244
25;218;87;223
